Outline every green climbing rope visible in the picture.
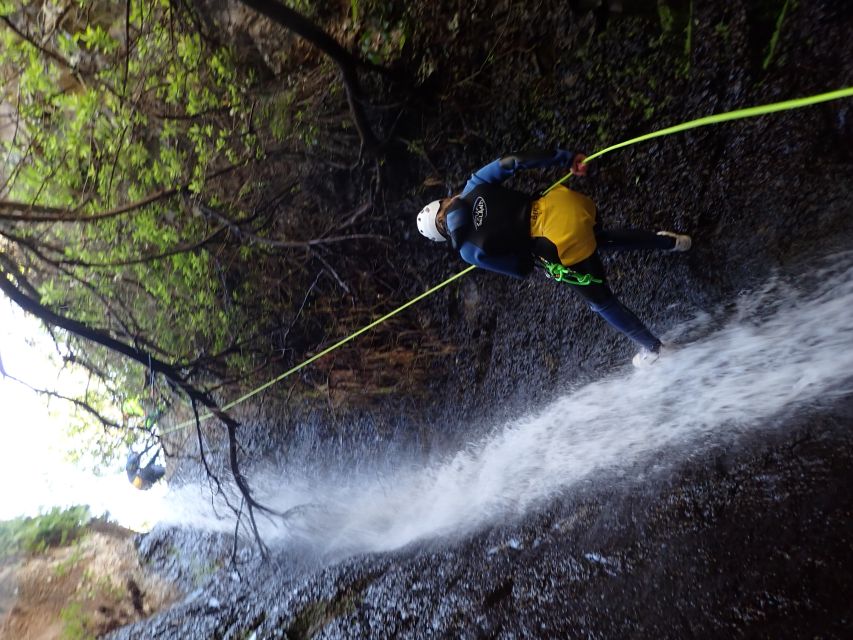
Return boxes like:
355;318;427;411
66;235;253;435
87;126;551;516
164;265;477;433
543;86;853;195
162;85;853;433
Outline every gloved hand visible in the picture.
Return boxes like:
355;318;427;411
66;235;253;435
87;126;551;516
571;153;588;176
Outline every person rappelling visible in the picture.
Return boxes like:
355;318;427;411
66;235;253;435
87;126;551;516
416;147;691;367
125;369;167;490
126;440;166;490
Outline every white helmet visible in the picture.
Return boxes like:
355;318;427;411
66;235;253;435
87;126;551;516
416;200;446;242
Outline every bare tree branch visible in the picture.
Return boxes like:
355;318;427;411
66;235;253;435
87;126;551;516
0;16;85;86
4;371;122;430
0;264;279;552
0;188;179;222
0;160;245;223
194;202;387;249
237;0;382;151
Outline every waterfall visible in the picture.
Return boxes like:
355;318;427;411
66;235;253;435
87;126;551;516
163;251;853;558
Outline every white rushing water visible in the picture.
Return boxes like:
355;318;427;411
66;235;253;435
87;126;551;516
162;251;853;557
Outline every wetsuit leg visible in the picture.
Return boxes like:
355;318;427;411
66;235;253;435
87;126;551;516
595;228;675;251
139;464;166;487
566;252;662;352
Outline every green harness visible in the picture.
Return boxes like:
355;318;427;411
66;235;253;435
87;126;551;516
538;258;603;286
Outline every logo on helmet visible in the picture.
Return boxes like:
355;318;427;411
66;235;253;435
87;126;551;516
472;196;487;228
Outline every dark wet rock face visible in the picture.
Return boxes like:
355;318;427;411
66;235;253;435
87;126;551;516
110;0;853;637
135;526;238;595
114;413;853;639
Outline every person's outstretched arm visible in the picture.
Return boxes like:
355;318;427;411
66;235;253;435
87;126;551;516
461;148;584;196
458;243;534;279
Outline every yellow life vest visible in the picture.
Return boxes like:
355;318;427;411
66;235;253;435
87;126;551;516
530;186;597;266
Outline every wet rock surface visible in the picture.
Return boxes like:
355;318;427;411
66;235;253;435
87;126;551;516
109;1;853;638
112;412;853;639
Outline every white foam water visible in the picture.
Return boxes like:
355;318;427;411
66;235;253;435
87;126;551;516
161;251;853;557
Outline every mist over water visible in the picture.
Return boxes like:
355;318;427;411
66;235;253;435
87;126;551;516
161;251;853;558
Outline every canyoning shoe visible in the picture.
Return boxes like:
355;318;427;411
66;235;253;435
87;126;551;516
632;347;661;369
657;231;692;252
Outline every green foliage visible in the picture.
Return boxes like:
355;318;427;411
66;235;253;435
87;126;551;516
53;542;86;578
658;2;675;33
346;0;409;65
0;506;91;558
0;1;262;352
191;558;222;586
763;0;792;70
654;0;693;77
714;21;730;42
79;567;126;601
60;601;95;640
357;18;407;65
682;0;694;75
0;1;291;461
0;0;418;471
286;586;363;639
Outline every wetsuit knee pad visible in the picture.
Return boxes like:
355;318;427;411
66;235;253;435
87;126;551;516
588;297;618;314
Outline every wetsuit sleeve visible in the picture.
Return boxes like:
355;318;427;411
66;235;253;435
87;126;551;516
140;463;166;485
126;452;140;473
126;453;140;482
459;242;533;279
461;148;573;196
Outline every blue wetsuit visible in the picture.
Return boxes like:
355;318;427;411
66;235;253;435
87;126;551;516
126;448;165;490
445;149;675;353
447;149;573;278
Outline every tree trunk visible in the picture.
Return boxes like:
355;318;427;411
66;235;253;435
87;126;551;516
237;0;380;151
